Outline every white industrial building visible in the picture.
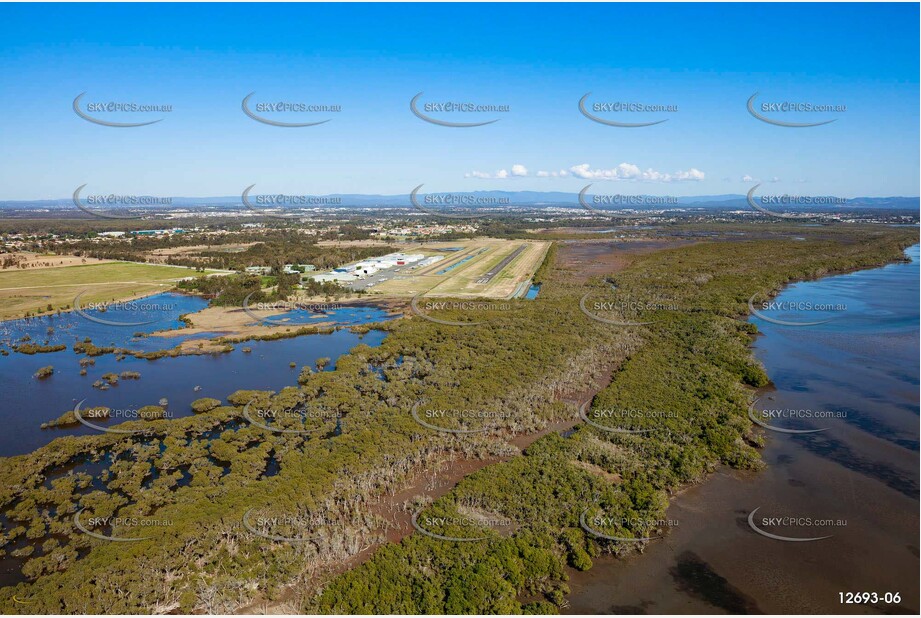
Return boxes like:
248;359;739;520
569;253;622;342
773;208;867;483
311;252;426;283
413;255;444;268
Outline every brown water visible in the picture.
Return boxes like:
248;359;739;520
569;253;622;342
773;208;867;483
566;246;920;614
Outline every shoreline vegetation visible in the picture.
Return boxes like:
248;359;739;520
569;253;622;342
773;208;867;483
1;275;400;361
0;226;915;614
307;232;918;614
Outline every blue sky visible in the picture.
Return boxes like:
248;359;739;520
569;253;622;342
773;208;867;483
0;3;918;199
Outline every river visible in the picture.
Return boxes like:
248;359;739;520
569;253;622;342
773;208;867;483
0;293;394;457
565;244;920;614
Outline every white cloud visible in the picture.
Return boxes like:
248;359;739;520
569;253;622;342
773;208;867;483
569;163;704;182
672;168;705;181
465;165;523;179
468;163;702;182
741;174;781;184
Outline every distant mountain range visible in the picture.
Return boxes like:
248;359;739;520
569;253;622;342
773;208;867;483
1;192;918;210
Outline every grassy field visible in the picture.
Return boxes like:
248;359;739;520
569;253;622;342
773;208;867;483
0;261;225;320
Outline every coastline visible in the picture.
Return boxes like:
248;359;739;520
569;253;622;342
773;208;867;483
0;288;403;360
295;235;919;614
3;232;916;612
563;243;920;614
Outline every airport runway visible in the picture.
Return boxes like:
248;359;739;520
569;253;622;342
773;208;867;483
476;244;526;284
